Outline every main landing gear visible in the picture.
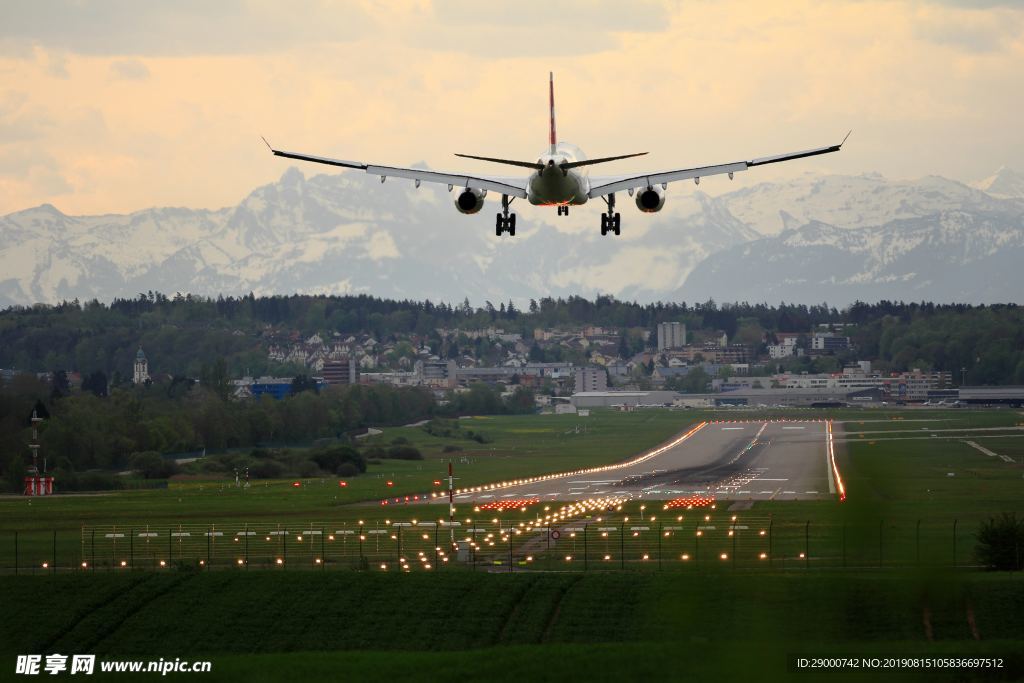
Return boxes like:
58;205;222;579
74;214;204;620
496;194;516;236
557;205;569;216
600;192;621;236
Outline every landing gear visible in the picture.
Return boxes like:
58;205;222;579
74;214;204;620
557;205;569;216
495;194;516;236
600;193;621;236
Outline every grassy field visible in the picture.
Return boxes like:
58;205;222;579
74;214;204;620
3;408;1024;681
1;571;1022;681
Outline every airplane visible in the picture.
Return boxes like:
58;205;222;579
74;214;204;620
264;73;849;237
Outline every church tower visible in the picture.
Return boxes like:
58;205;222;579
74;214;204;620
133;346;150;384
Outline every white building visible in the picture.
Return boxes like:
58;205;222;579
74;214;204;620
132;347;150;385
657;322;686;351
768;337;799;359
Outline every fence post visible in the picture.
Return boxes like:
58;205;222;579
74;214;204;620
658;523;663;571
768;520;773;568
321;526;326;571
508;532;512;573
543;525;549;570
620;521;625;570
434;525;439;571
359;523;365;569
168;527;172;566
804;521;810;569
583;524;589;572
91;529;95;572
52;530;56;575
396;526;401;565
732;525;737;570
130;528;134;570
244;524;249;570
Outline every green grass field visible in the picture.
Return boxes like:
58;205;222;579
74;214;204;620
3;408;1024;681
2;571;1022;681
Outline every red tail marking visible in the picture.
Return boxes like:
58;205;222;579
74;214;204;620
548;72;557;152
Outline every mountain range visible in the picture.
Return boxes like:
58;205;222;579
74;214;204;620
2;165;1022;308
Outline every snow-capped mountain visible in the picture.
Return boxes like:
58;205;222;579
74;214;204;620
1;167;1021;307
0;167;754;307
716;171;1011;235
680;208;1024;304
971;166;1024;200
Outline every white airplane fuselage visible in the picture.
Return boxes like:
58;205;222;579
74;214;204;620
527;142;590;206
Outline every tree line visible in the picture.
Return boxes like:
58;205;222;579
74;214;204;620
2;294;1022;383
0;369;538;490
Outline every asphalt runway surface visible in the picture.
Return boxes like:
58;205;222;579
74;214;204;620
450;420;835;504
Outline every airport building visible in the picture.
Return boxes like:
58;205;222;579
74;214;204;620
571;390;681;408
958;385;1024;406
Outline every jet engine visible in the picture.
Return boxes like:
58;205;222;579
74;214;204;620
454;188;487;214
635;185;666;213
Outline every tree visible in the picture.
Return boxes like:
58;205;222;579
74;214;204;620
291;374;318;395
50;370;70;399
82;371;108;398
505;386;536;414
976;513;1024;570
199;358;230;401
682;367;711;393
129;451;178;479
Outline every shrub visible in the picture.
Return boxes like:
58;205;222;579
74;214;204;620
976;512;1024;570
442;445;462;453
336;462;359;478
391;436;410;446
129;451;178;479
385;445;424;460
296;460;321;477
312;445;364;473
249;459;284;479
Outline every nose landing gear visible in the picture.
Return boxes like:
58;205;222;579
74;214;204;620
600;193;621;236
496;194;516;236
557;205;569;216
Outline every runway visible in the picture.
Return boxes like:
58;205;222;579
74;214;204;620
447;420;836;504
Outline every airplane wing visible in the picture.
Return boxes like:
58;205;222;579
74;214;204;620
587;134;850;198
263;139;528;198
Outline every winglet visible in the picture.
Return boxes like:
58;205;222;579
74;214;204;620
840;130;852;147
260;136;274;152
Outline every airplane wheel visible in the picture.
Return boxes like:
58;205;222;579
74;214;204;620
508;224;516;236
510;214;516;229
600;214;608;235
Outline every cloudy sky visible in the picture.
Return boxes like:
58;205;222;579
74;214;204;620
1;0;1022;215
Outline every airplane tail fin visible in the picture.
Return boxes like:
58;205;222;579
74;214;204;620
549;71;557;155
